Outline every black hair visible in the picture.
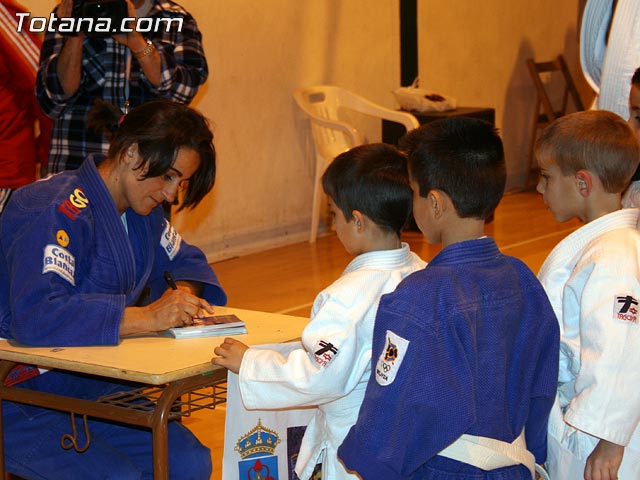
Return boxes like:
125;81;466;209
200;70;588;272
87;99;216;211
321;143;412;236
400;117;505;220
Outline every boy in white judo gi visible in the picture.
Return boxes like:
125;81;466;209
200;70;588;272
629;67;640;139
622;67;640;208
212;143;425;480
536;110;640;480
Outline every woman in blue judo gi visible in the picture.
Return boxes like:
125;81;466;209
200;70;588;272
0;99;227;479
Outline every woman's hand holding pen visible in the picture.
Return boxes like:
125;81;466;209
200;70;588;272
147;288;213;327
119;288;214;337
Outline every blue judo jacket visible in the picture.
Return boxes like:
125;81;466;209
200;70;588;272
0;155;226;347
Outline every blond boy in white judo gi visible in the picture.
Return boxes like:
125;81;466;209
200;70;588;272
536;110;640;480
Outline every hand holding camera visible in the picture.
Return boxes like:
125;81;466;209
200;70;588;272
60;0;130;37
112;0;145;48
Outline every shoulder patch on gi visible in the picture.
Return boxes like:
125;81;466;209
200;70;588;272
56;230;70;247
614;294;639;324
57;187;89;221
375;330;409;386
160;221;182;260
313;340;338;368
43;244;75;286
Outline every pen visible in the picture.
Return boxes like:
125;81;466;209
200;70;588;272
164;271;178;290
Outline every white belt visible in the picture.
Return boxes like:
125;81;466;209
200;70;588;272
437;429;538;479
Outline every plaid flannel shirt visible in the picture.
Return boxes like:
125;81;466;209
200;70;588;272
36;0;208;173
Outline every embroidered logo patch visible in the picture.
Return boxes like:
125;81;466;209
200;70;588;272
160;221;182;260
375;330;409;386
56;230;70;247
42;244;75;285
614;294;639;324
57;187;89;221
313;340;338;368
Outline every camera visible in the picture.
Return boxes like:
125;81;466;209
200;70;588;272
71;0;129;37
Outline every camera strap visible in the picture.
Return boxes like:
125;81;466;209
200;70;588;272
124;48;131;114
123;0;153;115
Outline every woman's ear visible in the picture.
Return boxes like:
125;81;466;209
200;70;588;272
122;143;138;164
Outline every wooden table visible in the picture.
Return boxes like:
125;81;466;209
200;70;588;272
0;307;307;480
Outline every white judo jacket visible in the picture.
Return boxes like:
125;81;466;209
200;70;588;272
580;0;640;120
581;0;640;209
538;209;640;479
238;243;425;480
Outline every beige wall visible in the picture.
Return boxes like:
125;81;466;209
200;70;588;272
418;0;592;189
25;0;588;261
175;1;401;261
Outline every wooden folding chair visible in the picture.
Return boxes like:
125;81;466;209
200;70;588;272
526;55;584;180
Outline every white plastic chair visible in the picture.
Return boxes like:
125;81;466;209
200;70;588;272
293;85;420;242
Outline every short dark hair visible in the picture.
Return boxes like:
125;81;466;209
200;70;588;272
88;99;216;211
400;117;505;220
322;143;412;236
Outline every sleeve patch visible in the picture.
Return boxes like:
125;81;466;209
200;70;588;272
160;221;182;260
42;244;75;285
375;330;409;386
313;340;338;368
614;294;639;324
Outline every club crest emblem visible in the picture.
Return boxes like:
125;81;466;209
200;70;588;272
375;330;409;386
235;419;281;479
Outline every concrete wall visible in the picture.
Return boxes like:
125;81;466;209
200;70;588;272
25;0;589;261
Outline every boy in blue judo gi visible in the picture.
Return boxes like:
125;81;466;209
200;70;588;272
338;117;560;479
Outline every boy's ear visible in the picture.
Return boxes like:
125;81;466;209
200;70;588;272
430;190;447;219
351;210;365;231
575;170;592;197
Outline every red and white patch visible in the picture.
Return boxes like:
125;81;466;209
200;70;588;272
613;294;639;324
312;340;338;368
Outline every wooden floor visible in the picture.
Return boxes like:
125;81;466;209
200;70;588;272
182;189;581;480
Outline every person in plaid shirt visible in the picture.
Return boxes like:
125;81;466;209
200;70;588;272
36;0;208;174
